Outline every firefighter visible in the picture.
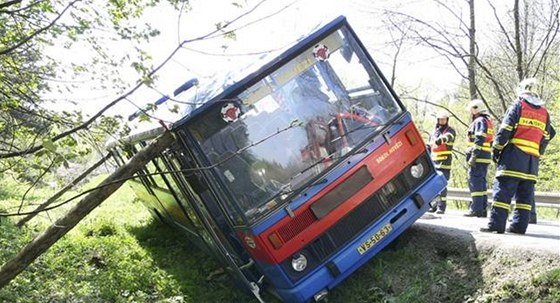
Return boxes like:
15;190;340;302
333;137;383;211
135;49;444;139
428;110;456;214
481;78;555;234
464;99;494;217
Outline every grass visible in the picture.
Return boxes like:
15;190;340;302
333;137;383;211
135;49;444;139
0;175;248;303
1;175;559;303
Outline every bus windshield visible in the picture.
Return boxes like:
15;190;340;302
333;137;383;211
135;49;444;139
190;27;403;223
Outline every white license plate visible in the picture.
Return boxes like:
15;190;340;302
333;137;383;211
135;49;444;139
357;224;393;255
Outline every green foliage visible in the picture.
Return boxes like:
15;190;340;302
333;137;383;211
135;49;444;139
1;174;559;303
531;268;560;299
0;0;177;191
0;175;254;303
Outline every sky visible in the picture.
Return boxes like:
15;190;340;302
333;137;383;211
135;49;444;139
55;0;511;132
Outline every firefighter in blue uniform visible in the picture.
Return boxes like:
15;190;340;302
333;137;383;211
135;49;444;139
464;99;494;217
481;78;556;234
428;111;456;214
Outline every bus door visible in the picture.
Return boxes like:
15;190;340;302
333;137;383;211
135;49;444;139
171;131;266;301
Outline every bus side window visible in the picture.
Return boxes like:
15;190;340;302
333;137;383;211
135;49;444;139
110;149;125;166
153;153;202;233
165;150;238;258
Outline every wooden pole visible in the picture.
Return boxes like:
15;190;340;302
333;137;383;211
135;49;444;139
0;131;174;288
16;153;111;228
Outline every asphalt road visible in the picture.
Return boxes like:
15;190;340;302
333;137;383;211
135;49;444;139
415;210;560;255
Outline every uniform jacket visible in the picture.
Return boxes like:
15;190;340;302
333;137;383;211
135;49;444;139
430;124;456;170
493;98;556;181
467;113;494;164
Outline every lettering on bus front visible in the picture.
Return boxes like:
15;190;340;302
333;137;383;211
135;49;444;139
375;140;403;164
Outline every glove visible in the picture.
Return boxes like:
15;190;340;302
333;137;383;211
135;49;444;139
468;154;477;167
435;137;443;145
492;148;502;164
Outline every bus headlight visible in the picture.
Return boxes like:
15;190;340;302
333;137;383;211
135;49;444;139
410;162;425;179
291;253;308;272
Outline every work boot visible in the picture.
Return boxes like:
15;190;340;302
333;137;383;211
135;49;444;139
436;209;445;214
479;226;504;234
529;216;537;224
507;226;526;234
464;210;487;218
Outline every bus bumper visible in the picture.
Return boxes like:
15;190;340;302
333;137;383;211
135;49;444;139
274;171;447;302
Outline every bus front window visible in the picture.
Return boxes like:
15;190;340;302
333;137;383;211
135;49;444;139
191;28;403;223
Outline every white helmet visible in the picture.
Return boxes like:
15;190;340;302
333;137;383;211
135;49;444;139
517;78;538;97
436;110;449;119
466;99;486;115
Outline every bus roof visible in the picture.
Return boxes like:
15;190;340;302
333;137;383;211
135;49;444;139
171;15;348;129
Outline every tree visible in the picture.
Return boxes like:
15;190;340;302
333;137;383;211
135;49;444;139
374;0;560;191
0;0;169;183
0;0;296;289
381;0;560;118
0;131;174;288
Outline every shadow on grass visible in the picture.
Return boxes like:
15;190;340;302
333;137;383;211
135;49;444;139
126;218;485;303
127;219;261;303
327;224;484;303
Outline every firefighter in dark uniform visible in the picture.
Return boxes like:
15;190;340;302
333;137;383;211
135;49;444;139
428;111;456;214
464;99;494;217
481;78;556;234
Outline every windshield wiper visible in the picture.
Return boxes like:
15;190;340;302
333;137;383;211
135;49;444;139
280;146;371;203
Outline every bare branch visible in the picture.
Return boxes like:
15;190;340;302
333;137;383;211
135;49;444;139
487;0;517;53
527;4;560;75
0;0;21;10
0;0;270;159
401;95;469;128
17;156;57;214
16;153;111;227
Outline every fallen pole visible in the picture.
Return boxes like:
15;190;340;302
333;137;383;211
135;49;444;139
16;153;111;228
0;131;174;288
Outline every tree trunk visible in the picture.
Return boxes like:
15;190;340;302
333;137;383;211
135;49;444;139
514;0;523;80
0;131;174;288
468;0;477;99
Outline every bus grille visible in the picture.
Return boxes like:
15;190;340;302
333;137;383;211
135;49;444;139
278;208;316;240
308;172;410;261
281;153;433;282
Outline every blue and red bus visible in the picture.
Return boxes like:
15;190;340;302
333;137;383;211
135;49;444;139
107;16;447;303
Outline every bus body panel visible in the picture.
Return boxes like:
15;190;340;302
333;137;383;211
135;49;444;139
260;172;446;302
238;115;431;264
249;113;415;235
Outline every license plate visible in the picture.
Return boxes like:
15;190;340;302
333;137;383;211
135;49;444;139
357;224;393;255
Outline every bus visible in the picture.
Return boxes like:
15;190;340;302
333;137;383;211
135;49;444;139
107;16;447;303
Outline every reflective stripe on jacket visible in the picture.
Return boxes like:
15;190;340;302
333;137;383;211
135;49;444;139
468;114;493;163
430;125;456;169
510;100;548;157
493;98;556;181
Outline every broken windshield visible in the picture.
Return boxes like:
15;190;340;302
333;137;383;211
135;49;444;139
189;27;403;224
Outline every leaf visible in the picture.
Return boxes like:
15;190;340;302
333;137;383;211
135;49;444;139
138;113;151;123
42;139;57;153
